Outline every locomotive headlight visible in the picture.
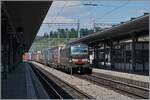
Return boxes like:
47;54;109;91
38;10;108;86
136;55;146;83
72;59;78;62
69;59;72;62
82;59;88;62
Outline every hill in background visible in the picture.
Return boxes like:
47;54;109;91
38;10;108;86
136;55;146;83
30;37;77;51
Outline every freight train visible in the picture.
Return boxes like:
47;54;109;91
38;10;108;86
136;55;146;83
32;43;92;74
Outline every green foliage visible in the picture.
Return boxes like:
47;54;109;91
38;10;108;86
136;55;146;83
41;27;103;39
95;27;103;32
43;32;49;38
30;27;103;51
80;28;94;37
69;28;77;38
30;38;76;51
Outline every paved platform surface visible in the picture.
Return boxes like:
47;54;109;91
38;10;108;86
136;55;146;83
2;62;48;99
93;68;149;83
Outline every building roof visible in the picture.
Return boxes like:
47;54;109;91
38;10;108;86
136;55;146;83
3;1;53;51
71;14;149;45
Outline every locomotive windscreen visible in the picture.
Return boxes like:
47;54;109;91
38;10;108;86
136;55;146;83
71;45;88;55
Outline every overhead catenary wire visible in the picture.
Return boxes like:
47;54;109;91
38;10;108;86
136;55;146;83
47;1;121;29
94;0;130;21
45;1;124;31
42;1;130;36
38;1;68;36
47;1;68;29
83;0;130;28
48;2;119;8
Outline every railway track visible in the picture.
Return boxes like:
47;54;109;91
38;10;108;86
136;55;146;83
30;63;94;99
75;74;149;99
93;72;149;88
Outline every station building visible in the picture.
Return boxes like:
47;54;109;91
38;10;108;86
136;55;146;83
71;14;149;75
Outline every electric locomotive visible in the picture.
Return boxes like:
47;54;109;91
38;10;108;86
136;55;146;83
42;43;92;74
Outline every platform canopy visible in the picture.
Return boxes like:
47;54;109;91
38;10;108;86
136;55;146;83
71;14;149;45
2;1;52;51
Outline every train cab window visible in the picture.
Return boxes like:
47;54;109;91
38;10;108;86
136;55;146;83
71;46;88;55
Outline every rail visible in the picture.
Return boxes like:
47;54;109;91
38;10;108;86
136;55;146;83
75;74;149;99
30;63;64;99
30;63;94;99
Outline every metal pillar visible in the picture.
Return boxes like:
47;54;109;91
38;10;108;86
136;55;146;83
94;44;99;67
57;31;60;45
48;33;50;48
142;43;145;72
131;35;136;72
93;21;96;32
77;20;80;38
104;42;106;67
123;43;126;71
66;30;69;44
110;40;114;69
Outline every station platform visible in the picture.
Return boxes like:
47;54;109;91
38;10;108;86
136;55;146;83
93;68;149;83
2;62;49;99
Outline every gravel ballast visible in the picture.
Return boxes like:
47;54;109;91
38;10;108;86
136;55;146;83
32;61;135;100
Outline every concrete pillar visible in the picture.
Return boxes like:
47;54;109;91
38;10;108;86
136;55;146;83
11;37;20;70
12;39;15;64
8;35;11;73
2;19;8;79
3;40;7;79
3;35;10;78
8;35;14;73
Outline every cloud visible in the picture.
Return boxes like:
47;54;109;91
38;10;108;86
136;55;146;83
80;11;90;17
38;16;77;36
52;1;82;8
43;1;89;23
81;22;94;29
42;1;84;23
48;1;83;15
43;16;76;23
135;9;147;15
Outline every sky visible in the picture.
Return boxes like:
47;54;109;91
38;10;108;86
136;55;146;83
37;0;150;36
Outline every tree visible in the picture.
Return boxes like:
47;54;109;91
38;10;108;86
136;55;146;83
80;28;89;37
43;32;49;38
65;28;69;39
80;28;85;37
59;29;66;38
88;29;94;35
53;31;57;38
70;28;77;38
49;31;53;38
95;27;103;32
79;28;94;37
